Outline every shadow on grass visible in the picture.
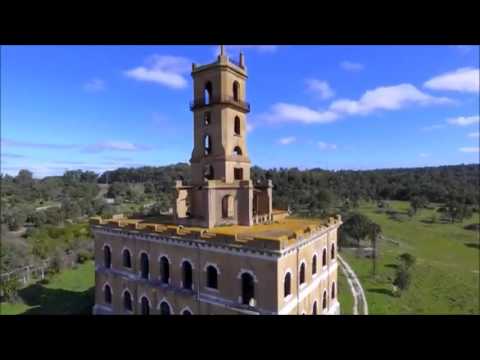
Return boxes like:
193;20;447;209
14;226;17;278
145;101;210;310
465;242;480;250
367;288;396;297
384;263;398;269
17;284;94;315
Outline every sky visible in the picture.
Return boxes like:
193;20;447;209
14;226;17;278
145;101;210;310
1;45;479;178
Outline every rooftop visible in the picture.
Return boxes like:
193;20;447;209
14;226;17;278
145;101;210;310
90;213;342;252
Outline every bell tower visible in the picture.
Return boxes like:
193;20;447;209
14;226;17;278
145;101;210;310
190;45;250;185
174;46;272;228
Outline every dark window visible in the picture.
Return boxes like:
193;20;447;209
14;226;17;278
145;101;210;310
232;146;242;156
104;284;112;304
222;195;234;218
313;301;318;315
182;261;193;290
104;246;111;269
234;168;243;180
206;265;218;289
204;135;212;155
140;253;149;280
204;82;212;105
233;81;239;101
331;243;336;259
241;272;255;305
299;263;306;285
122;249;131;268
331;282;336;300
203;164;214;180
204;111;211;125
141;297;150;315
182;309;192;315
160;301;171;315
123;291;133;312
312;255;317;275
284;272;291;297
160;256;170;284
234;116;241;135
322;290;327;310
322;248;327;267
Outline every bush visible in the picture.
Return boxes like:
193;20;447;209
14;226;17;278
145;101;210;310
76;250;91;264
393;264;412;293
399;252;416;269
0;277;21;303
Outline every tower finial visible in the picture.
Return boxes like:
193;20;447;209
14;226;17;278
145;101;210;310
220;45;225;56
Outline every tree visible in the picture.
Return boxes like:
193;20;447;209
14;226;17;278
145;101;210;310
399;253;416;269
368;222;382;275
393;264;411;295
407;207;415;219
410;196;428;215
341;213;372;248
14;169;34;185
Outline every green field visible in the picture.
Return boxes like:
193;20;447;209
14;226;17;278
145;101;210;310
337;269;355;314
340;201;479;314
0;261;94;315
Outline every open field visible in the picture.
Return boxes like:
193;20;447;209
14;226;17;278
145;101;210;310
340;201;480;314
0;261;94;315
337;269;355;315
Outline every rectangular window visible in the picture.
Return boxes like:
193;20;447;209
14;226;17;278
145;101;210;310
234;168;243;180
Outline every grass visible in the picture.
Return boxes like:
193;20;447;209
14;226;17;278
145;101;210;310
0;261;95;315
340;201;480;314
337;269;355;315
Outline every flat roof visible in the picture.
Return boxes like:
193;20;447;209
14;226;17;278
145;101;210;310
90;213;342;252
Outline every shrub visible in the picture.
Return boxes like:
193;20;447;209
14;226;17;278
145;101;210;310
399;252;416;269
393;264;412;293
76;250;90;264
0;277;21;303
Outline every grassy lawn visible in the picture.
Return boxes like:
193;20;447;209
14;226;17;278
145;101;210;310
340;201;480;314
337;269;355;315
0;261;95;315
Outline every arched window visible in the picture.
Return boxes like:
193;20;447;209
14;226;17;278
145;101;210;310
299;262;306;285
203;164;214;180
331;243;336;259
331;282;336;300
182;261;193;290
241;272;255;305
204;134;212;155
123;290;133;312
140;296;150;315
103;245;111;269
222;195;234;218
204;81;212;105
284;272;291;298
140;253;149;280
160;256;170;285
313;301;318;315
122;249;131;268
234;116;241;135
206;265;218;289
182;309;192;315
104;284;112;304
322;290;327;310
232;146;242;156
322;248;327;267
204;111;211;126
233;81;240;101
312;254;317;275
160;301;171;315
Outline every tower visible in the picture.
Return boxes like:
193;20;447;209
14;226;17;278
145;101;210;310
174;46;273;228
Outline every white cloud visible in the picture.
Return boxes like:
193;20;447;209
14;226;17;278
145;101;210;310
261;103;339;124
84;78;105;92
306;79;335;100
330;84;452;116
459;147;479;153
125;55;191;89
83;141;152;153
318;141;337;150
340;61;364;72
468;132;479;138
419;153;430;158
424;67;479;93
446;115;479;126
278;137;296;145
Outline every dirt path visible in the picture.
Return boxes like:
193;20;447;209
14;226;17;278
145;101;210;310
338;254;369;315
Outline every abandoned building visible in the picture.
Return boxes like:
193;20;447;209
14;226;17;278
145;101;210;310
91;46;342;315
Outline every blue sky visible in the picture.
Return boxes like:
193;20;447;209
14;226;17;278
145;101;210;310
1;45;479;178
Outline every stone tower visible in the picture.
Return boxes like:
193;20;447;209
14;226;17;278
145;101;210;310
174;46;273;228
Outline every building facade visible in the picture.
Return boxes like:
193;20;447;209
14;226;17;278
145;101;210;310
91;47;342;315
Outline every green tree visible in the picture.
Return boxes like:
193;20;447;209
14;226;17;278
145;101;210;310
410;196;428;215
393;264;412;295
341;213;372;248
368;222;382;275
399;252;416;269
